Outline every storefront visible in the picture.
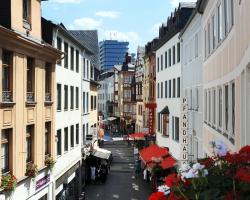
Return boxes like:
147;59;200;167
55;162;81;200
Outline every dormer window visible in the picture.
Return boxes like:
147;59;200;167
23;0;31;29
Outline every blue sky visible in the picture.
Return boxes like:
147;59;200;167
41;0;196;53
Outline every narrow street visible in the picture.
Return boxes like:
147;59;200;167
85;141;152;200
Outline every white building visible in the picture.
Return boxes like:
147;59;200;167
155;3;195;160
180;9;203;161
98;71;115;119
52;24;93;199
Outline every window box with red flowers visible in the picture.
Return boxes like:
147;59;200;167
148;141;250;200
1;174;17;193
25;163;38;178
45;156;56;170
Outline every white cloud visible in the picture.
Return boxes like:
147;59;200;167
170;0;196;7
95;11;120;19
152;23;161;34
52;0;82;3
71;17;102;30
102;30;140;42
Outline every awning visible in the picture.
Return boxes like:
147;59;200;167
107;117;117;121
160;106;170;114
92;148;112;160
129;132;146;140
139;144;169;164
147;156;176;169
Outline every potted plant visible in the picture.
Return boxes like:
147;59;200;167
25;163;38;178
45;156;55;170
1;174;17;192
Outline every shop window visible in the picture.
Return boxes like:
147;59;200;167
2;50;13;102
1;129;11;174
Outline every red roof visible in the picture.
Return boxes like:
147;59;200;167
139;144;169;164
129;132;145;140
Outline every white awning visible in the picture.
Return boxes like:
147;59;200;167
107;117;117;121
92;148;112;160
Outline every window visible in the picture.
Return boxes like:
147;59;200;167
64;127;68;152
70;47;74;71
161;55;163;70
212;15;216;50
177;42;180;62
213;89;216;125
27;57;35;102
83;92;85;113
157;83;160;98
208;90;211;123
232;82;235;135
64;42;68;68
196;88;199;110
83;124;85;144
172;45;176;65
70;86;74;110
218;3;223;43
76;124;79;145
168;49;171;67
45;122;51;156
207;22;211;55
161;82;163;98
165;51;168;68
162;114;169;137
64;85;68;110
205;90;208;122
87;92;89;112
175;117;179;142
157;57;159;72
57;130;62;156
224;0;229;34
165;81;168;98
195;34;198;58
225;85;229;131
177;77;180;98
87;61;89;79
218;87;222;128
57;38;62;65
70;125;74;148
169;80;171;98
76;87;79;109
173;79;176;98
91;66;94;79
83;58;86;78
2;50;13;102
1;129;11;174
23;0;31;22
76;50;79;73
204;29;207;58
94;96;97;110
57;84;61;111
45;63;52;102
158;113;160;131
26;125;34;163
91;95;94;110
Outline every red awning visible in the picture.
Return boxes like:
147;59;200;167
147;156;176;169
129;132;145;140
139;144;169;164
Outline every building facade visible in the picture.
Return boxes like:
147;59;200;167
180;8;203;161
155;3;195;160
0;1;61;199
201;0;250;155
99;40;129;72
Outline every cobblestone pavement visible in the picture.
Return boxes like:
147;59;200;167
85;141;152;200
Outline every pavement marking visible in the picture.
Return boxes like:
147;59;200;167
113;194;120;199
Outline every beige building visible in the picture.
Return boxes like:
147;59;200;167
0;0;61;199
201;0;250;155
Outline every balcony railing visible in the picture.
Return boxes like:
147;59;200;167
26;92;35;102
2;91;12;102
45;92;51;102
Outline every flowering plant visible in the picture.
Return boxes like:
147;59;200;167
45;156;56;170
148;141;250;200
1;174;17;192
25;163;38;178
